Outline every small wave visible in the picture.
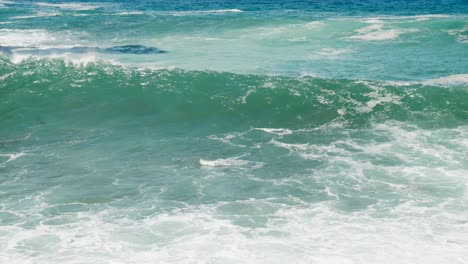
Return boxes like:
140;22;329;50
35;2;99;11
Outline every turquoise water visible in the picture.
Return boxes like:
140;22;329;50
1;1;468;263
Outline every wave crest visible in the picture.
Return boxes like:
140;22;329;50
0;57;467;129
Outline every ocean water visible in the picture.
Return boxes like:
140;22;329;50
1;0;468;263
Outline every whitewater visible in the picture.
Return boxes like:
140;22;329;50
0;0;467;263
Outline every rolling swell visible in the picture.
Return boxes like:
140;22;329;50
1;57;467;132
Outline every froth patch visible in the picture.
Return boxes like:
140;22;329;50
113;11;144;16
12;11;60;19
309;48;352;60
424;74;468;86
6;52;106;66
0;29;54;46
254;128;293;136
200;158;249;167
0;0;14;7
362;14;452;23
35;2;99;11
346;24;419;41
304;21;325;29
169;9;243;16
200;155;263;169
448;26;468;44
0;152;26;163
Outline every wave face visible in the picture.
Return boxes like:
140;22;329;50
1;0;468;263
1;58;467;129
1;58;468;263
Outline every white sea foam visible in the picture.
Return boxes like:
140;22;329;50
188;9;243;13
169;9;243;16
0;152;26;163
35;2;99;10
207;131;250;148
1;195;466;263
200;158;249;167
287;36;308;42
200;155;263;168
0;29;99;64
7;52;111;66
357;90;403;113
0;29;54;46
362;14;452;23
304;21;324;29
0;0;13;7
1;123;467;263
113;11;144;16
309;48;352;60
12;11;60;19
423;74;468;86
448;26;468;43
347;24;419;41
183;36;228;41
255;128;293;136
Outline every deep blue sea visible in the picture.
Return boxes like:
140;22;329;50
1;0;468;263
